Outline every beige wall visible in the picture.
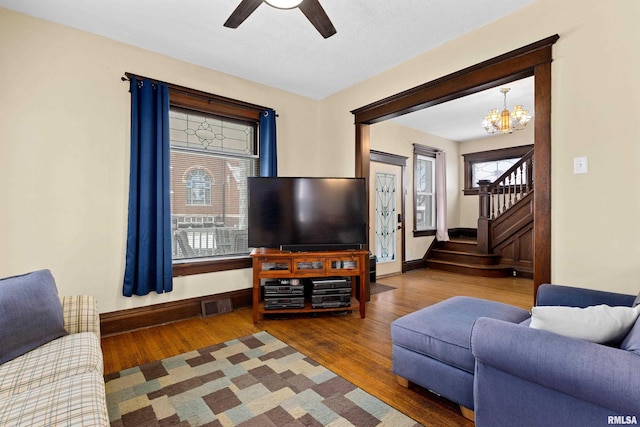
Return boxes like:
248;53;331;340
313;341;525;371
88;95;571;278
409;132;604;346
0;8;321;313
370;121;459;261
317;0;640;295
2;0;639;313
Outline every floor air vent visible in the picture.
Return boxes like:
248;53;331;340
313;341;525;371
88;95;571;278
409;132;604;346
201;298;233;317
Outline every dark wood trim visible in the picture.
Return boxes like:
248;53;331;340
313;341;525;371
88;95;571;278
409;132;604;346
353;35;558;299
463;145;533;194
351;36;559;124
448;228;478;239
514;269;534;279
124;72;267;120
370;150;407;166
356;124;371;251
422;235;440;262
100;288;253;336
415;226;476;239
533;60;553;299
463;145;533;162
170;92;261;122
173;257;252;277
413;229;436;237
401;161;407;273
403;258;428;272
413;144;440;157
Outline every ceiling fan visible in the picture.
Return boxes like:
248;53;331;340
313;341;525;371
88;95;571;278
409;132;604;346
224;0;337;39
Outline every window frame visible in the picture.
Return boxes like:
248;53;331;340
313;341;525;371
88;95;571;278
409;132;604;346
127;76;270;276
413;144;438;237
462;145;533;195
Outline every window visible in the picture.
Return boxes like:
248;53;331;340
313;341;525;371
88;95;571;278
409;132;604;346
185;168;212;206
164;85;268;275
415;155;435;231
413;145;437;236
170;107;256;262
462;145;533;195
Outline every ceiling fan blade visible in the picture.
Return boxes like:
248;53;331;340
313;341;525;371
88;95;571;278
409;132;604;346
298;0;336;39
224;0;263;29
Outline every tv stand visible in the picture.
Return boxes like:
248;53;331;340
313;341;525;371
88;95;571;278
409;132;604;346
250;248;368;323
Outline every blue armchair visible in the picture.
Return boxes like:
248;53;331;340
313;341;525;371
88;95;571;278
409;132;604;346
471;284;640;427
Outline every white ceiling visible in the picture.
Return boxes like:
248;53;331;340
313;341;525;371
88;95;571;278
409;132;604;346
0;0;535;141
391;76;535;142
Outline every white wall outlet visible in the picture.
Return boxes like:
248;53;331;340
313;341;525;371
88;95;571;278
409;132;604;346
573;156;588;174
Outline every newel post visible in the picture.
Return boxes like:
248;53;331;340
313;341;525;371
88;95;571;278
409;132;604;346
477;180;491;254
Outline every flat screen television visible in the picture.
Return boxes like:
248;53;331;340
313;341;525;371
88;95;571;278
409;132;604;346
248;177;367;251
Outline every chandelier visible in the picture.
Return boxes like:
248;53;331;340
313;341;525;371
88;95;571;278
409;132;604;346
482;88;531;134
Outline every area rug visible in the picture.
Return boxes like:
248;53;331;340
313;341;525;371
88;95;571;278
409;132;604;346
370;282;396;295
104;331;420;427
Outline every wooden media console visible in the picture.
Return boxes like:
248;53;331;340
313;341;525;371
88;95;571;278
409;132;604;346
250;248;368;323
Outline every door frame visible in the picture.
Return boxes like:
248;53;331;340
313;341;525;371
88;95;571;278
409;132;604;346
351;35;559;297
370;150;408;273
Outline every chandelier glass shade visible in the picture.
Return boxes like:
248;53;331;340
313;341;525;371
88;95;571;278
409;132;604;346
482;88;532;134
265;0;304;9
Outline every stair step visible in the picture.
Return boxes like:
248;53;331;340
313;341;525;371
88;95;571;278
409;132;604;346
439;238;478;253
426;259;512;278
431;248;501;266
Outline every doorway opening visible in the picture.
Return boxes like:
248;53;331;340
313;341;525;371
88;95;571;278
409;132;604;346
352;35;559;297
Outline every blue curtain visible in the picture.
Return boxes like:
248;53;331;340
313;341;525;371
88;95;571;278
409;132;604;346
259;109;277;177
122;77;173;297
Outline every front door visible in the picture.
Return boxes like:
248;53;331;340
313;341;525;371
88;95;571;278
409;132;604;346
370;161;403;277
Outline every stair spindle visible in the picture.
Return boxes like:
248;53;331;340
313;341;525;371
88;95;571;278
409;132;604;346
508;175;514;208
502;179;507;213
518;165;524;200
491;189;496;219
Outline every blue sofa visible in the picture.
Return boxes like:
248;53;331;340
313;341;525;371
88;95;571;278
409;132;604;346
471;284;640;427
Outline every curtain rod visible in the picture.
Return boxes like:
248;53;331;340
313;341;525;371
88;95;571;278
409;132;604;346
121;72;273;115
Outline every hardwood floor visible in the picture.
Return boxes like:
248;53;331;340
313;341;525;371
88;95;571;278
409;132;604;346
101;268;533;427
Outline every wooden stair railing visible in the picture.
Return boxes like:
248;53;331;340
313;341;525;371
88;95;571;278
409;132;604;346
477;148;534;254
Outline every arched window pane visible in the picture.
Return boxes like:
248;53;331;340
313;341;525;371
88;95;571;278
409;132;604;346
186;169;211;206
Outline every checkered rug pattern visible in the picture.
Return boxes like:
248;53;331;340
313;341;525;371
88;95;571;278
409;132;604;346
104;331;420;426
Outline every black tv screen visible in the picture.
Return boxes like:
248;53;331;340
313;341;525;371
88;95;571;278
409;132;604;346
248;177;367;251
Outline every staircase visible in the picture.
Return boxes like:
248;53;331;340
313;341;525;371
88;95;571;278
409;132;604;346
425;148;535;278
426;234;513;277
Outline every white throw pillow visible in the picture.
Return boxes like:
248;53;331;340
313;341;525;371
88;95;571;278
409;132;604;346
530;304;640;344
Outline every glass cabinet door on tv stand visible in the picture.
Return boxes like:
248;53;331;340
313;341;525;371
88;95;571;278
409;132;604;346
250;248;368;324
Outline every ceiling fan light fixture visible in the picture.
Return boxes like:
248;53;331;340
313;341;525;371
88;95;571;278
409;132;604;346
265;0;304;9
225;0;336;39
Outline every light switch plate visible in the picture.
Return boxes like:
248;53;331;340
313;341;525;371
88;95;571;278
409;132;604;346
574;156;588;174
